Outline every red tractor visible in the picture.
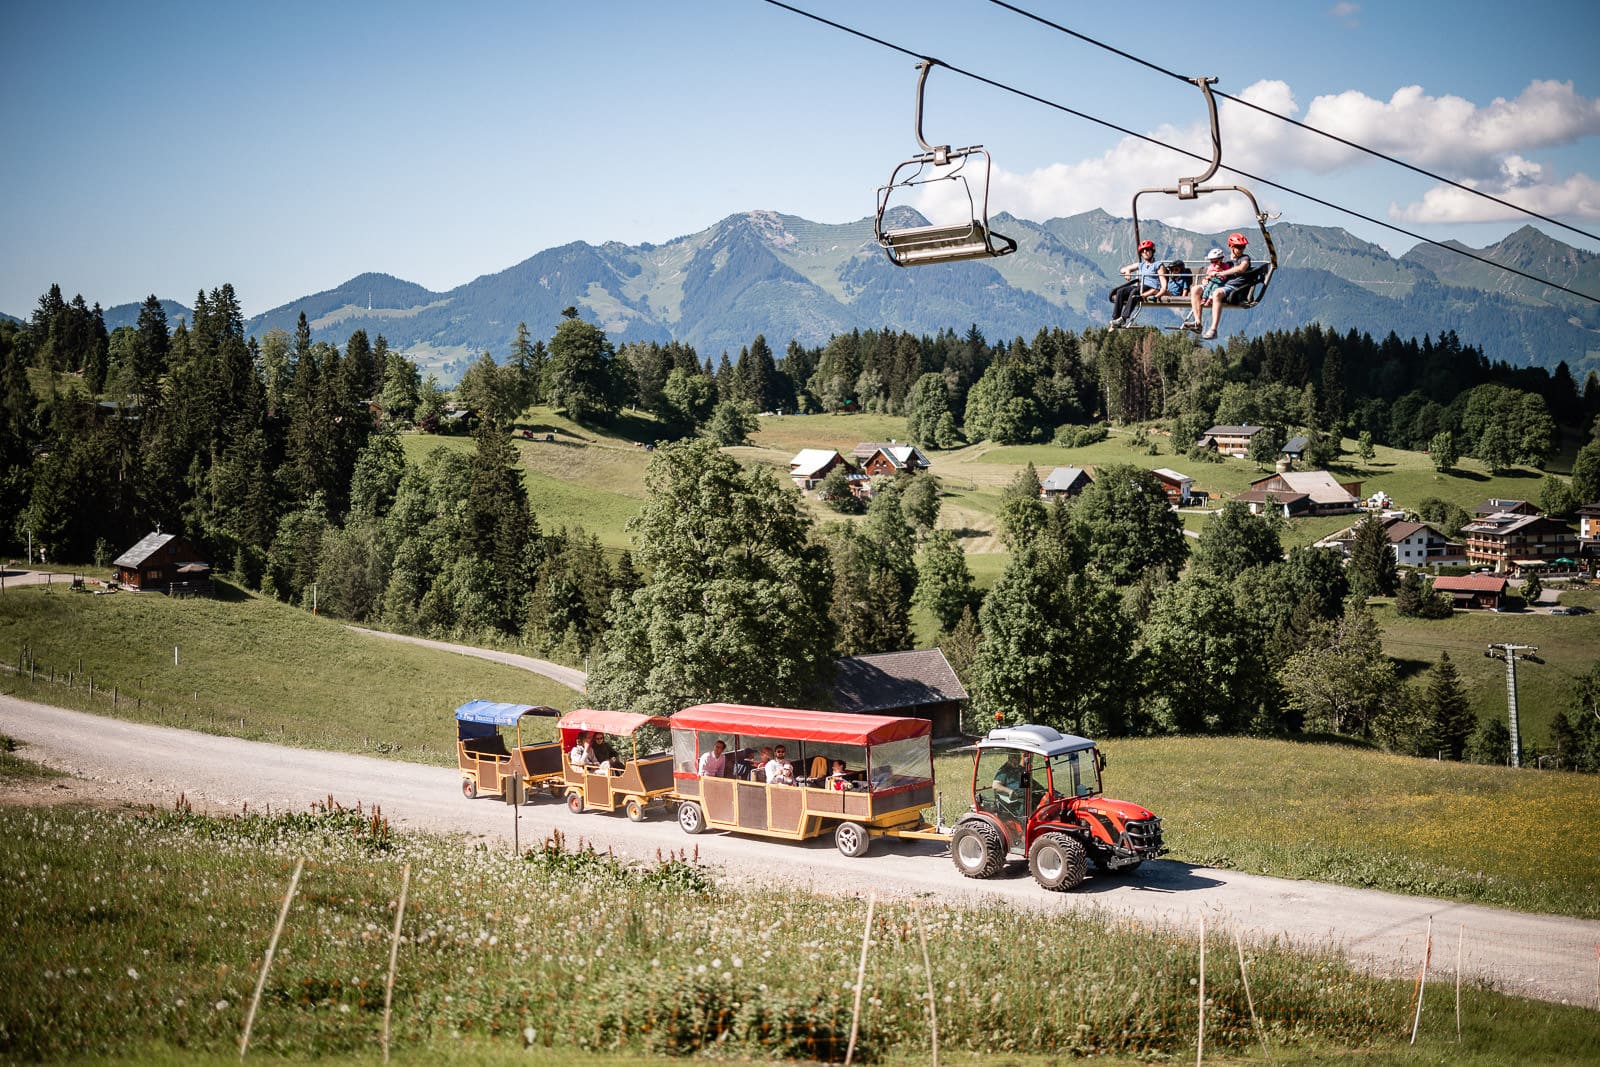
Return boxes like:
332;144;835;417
948;725;1164;890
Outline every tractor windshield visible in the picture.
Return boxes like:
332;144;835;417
1047;748;1101;798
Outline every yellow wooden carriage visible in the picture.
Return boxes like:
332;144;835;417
455;700;565;801
557;708;676;821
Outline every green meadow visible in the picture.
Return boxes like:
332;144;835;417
5;585;1599;919
1;799;1594;1066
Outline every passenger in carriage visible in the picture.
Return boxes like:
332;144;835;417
765;745;797;786
1108;239;1163;327
1188;232;1252;340
827;759;853;790
590;733;618;773
697;739;728;777
732;748;762;780
568;731;592;768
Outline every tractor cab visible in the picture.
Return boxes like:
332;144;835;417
952;724;1164;891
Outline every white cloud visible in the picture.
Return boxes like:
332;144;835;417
1329;2;1360;25
1394;170;1600;223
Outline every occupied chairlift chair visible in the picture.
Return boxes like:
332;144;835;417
874;60;1018;267
1123;77;1279;326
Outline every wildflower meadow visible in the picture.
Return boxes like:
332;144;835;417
3;799;1597;1065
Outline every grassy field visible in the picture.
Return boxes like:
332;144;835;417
5;586;1598;919
1378;586;1600;748
1030;735;1600;919
402;410;1565;583
3;799;1595;1066
0;585;577;761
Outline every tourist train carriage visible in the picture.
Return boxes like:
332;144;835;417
669;703;938;857
455;700;566;800
557;707;676;821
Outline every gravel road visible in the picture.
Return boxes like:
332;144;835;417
3;694;1597;1009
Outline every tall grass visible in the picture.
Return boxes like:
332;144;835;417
0;586;576;762
11;801;1593;1065
965;735;1600;919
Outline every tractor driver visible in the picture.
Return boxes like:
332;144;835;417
992;751;1029;814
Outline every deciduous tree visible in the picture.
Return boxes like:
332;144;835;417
588;439;835;714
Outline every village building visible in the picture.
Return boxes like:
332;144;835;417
1040;466;1093;500
1197;424;1266;457
788;448;852;491
1279;435;1308;464
1315;516;1462;566
859;443;932;479
1150;468;1194;506
1459;512;1578;574
1431;574;1507;611
111;532;210;592
1472;498;1539;518
1577;502;1600;542
1234;470;1363;517
829;648;968;739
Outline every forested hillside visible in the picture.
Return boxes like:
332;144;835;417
4;280;1600;773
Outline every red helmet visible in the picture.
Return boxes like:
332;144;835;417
1227;232;1248;248
1138;239;1155;252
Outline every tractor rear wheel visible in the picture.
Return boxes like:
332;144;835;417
1028;832;1088;891
950;820;1006;879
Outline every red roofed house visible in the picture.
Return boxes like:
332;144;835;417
788;448;852;490
1431;574;1506;611
861;444;932;479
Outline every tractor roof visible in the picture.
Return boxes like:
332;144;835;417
976;724;1096;757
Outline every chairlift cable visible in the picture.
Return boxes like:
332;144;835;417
756;0;1600;304
983;0;1600;248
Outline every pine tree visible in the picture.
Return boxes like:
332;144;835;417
1347;514;1397;599
1423;651;1475;760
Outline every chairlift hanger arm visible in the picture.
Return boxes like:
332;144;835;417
1178;76;1222;198
912;58;951;163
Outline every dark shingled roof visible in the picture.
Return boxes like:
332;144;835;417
830;649;968;714
111;532;177;569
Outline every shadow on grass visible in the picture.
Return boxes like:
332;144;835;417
209;579;252;603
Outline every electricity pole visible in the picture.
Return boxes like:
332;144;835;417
1485;643;1540;768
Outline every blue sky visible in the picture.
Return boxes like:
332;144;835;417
3;0;1598;320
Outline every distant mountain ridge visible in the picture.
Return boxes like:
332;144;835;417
225;212;1600;382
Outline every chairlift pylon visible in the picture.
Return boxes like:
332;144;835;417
1126;76;1279;320
874;60;1017;267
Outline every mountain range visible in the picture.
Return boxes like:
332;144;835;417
100;210;1600;385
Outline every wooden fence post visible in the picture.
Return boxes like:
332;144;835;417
382;864;412;1064
844;893;876;1067
240;858;304;1059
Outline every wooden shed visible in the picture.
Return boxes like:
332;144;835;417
111;533;208;591
830;648;968;739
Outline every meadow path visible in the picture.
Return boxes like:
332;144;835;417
4;694;1597;1011
345;626;588;691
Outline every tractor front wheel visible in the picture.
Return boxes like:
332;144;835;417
1028;832;1088;891
950;820;1006;879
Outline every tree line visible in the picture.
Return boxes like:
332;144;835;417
3;282;1598;770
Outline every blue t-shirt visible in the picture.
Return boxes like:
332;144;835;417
1134;259;1161;290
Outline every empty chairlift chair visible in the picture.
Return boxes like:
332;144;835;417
874;60;1017;267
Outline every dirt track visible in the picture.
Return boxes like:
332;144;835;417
4;694;1598;1008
